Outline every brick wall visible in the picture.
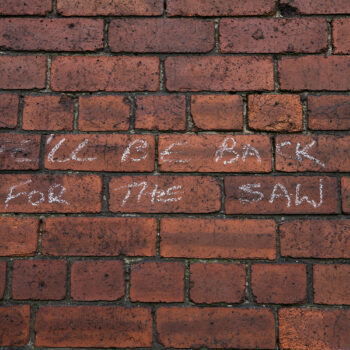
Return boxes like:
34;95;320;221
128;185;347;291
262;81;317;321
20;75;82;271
1;0;350;349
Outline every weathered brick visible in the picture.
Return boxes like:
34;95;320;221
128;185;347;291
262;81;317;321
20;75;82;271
0;134;40;170
221;18;327;53
0;217;39;256
79;95;130;131
191;95;243;130
0;56;46;90
167;0;275;16
109;176;221;213
279;308;350;350
0;19;103;51
57;0;163;16
0;261;5;299
0;305;30;346
158;134;272;172
190;263;246;304
225;176;338;214
161;218;276;259
71;260;124;301
280;0;350;14
0;174;101;213
248;94;302;132
314;264;350;305
308;95;350;130
342;177;350;213
130;261;184;302
35;306;152;347
334;19;350;54
51;56;159;92
279;56;350;91
157;307;275;349
23;95;74;131
280;220;350;258
42;217;156;257
251;264;307;304
0;0;52;15
44;134;155;171
12;260;67;300
135;95;186;131
110;19;214;53
0;94;18;129
276;135;350;172
165;56;274;91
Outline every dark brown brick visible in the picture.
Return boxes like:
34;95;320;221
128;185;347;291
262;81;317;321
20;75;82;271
280;0;350;14
0;134;40;170
71;260;124;301
0;217;39;256
165;56;274;91
190;263;246;304
251;264;307;304
23;95;74;131
35;306;152;347
12;260;67;300
0;261;5;299
225;176;338;214
157;307;275;348
334;19;350;54
42;217;156;257
130;261;184;302
0;94;18;129
135;95;186;131
161;218;276;259
342;177;350;213
0;0;52;14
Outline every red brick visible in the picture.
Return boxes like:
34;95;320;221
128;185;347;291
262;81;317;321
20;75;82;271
0;19;103;51
225;176;338;214
0;261;5;299
42;217;156;257
23;95;74;131
248;94;302;132
280;0;350;14
79;95;130;131
109;19;214;53
130;261;184;302
57;0;163;16
279;308;350;350
44;134;155;171
51;56;159;92
12;260;67;300
0;0;51;15
0;56;46;90
0;174;101;213
191;95;243;130
308;95;350;130
167;0;275;16
71;260;124;301
334;19;350;54
35;306;152;347
0;305;30;346
342;177;350;213
165;56;274;91
0;217;38;256
158;134;271;172
280;220;350;258
0;94;18;129
190;263;246;304
251;264;307;304
161;218;276;259
0;134;40;170
221;18;327;53
276;135;350;172
314;264;350;305
109;176;221;213
279;56;350;91
135;95;186;131
157;307;275;349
